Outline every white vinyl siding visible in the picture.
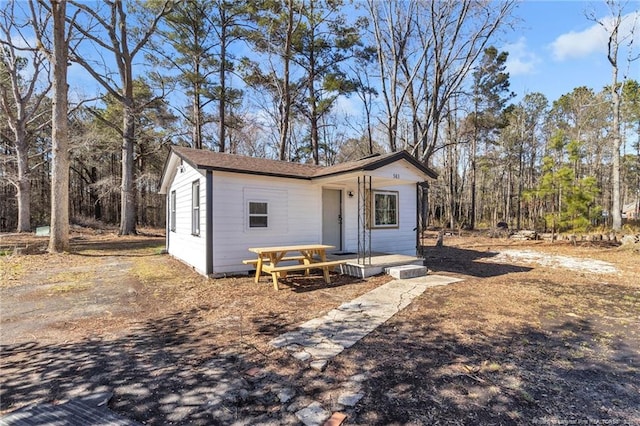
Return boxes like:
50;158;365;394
369;185;416;255
166;164;207;274
210;174;320;275
368;162;425;184
342;188;417;257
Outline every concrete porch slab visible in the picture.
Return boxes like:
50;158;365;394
327;253;424;278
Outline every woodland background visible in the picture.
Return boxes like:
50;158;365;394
1;0;639;244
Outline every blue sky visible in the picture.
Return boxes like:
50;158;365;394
504;1;640;103
59;1;639;111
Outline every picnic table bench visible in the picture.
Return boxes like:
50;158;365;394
244;244;346;290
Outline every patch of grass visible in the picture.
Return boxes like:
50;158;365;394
1;259;25;286
484;362;502;373
131;256;176;286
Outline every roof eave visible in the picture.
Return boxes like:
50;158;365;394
163;147;437;186
314;153;438;180
158;149;179;194
195;165;313;180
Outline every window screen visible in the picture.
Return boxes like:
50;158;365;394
192;181;200;235
249;201;268;228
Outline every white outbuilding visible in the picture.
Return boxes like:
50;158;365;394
158;146;437;277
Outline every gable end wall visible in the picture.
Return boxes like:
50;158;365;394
166;163;207;274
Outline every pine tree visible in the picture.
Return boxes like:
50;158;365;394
468;46;514;229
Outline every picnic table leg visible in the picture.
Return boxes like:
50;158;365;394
267;253;281;288
254;257;263;283
295;258;310;276
322;266;331;283
318;249;330;283
301;250;312;276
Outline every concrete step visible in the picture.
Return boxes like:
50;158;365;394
385;264;428;279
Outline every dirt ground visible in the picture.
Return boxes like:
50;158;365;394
1;228;639;425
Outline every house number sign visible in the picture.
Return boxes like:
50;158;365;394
393;173;400;179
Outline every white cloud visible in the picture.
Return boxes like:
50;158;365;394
10;34;38;51
334;95;362;117
550;11;639;61
550;23;607;60
503;37;541;75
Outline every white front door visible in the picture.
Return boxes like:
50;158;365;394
322;188;342;250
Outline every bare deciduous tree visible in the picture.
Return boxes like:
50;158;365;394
29;0;72;252
367;0;424;152
67;0;172;235
0;1;51;232
367;0;516;166
590;1;638;230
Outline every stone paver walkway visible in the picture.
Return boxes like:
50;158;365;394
270;275;462;371
268;274;462;425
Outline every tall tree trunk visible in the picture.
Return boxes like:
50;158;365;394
365;101;373;155
91;166;101;220
599;0;624;231
15;131;31;233
120;103;137;234
310;88;319;164
506;168;512;224
117;0;138;236
470;129;477;230
308;0;319;164
218;6;227;153
609;52;622;231
48;0;70;252
193;76;202;149
447;144;456;229
516;125;525;230
279;0;294;161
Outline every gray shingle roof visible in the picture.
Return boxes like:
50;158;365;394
170;146;437;180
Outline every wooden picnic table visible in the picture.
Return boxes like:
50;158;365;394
245;244;346;290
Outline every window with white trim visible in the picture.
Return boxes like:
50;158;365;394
248;201;268;228
192;180;200;235
372;190;398;228
170;190;176;232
